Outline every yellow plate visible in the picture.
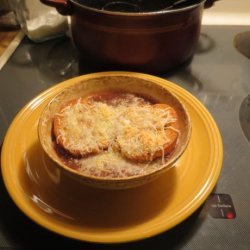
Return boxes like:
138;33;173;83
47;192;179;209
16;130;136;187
1;72;223;243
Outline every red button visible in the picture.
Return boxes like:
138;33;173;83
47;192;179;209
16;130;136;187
226;212;235;219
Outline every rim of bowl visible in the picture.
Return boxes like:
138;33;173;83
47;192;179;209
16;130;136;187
38;76;192;184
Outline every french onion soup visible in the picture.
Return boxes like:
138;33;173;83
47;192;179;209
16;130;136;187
51;91;180;178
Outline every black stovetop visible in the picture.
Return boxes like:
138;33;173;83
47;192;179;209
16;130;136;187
0;25;249;249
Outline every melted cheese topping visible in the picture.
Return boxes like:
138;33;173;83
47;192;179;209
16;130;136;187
115;105;177;161
54;93;179;178
56;101;115;154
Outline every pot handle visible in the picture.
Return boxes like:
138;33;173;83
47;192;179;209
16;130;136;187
40;0;73;15
204;0;220;9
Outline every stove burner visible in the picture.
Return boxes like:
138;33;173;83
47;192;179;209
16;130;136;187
239;94;250;142
234;31;250;59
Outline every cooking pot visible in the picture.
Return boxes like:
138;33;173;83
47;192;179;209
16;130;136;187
40;0;208;73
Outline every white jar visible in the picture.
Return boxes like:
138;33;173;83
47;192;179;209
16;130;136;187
9;0;68;42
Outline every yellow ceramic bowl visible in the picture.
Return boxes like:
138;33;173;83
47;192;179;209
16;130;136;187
38;73;191;189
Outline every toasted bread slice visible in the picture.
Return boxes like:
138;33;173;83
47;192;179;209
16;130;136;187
53;98;113;157
117;104;179;162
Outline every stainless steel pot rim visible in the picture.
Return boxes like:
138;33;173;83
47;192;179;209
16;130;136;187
70;0;206;16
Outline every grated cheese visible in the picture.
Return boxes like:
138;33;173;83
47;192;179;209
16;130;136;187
53;93;179;178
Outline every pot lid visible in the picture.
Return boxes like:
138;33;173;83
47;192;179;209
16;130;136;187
71;0;205;13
